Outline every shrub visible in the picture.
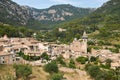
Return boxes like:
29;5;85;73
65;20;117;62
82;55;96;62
13;64;32;79
109;48;119;53
114;44;120;48
17;51;40;61
85;64;115;80
76;56;88;64
105;59;112;68
69;59;76;68
40;52;50;60
44;61;58;73
87;65;100;78
90;56;99;62
87;41;95;45
87;46;92;52
50;73;63;80
56;56;66;66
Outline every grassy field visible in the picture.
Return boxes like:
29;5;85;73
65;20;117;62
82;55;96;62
30;66;49;80
0;65;49;80
0;65;15;80
64;72;92;80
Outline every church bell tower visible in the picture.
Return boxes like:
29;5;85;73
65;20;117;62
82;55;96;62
82;31;88;53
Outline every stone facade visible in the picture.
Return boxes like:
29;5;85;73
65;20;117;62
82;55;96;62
69;31;87;58
0;54;16;64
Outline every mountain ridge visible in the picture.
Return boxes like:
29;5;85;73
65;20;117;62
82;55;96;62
0;0;94;30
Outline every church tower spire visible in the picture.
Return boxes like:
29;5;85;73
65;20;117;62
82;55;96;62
82;31;88;39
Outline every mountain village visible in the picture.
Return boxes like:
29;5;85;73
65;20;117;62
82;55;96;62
0;31;120;69
0;0;120;79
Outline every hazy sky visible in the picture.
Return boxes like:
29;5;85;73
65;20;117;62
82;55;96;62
12;0;109;9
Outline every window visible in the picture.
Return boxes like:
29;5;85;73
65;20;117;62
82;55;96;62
2;57;4;60
16;58;20;61
2;61;5;63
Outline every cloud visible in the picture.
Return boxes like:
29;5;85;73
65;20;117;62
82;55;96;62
49;0;80;6
49;0;73;4
96;0;109;2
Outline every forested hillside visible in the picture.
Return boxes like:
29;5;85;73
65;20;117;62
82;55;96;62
40;0;120;44
0;23;34;37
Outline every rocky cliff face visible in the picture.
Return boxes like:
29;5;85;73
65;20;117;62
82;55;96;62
25;4;94;23
0;0;32;26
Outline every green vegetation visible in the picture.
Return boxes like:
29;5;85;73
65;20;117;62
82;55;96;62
13;64;32;80
50;73;63;80
40;52;50;61
90;56;98;62
17;51;40;61
56;56;66;66
40;25;86;44
43;60;65;80
87;41;95;45
69;59;76;68
114;44;120;48
85;64;120;80
90;56;100;65
109;48;119;53
17;51;50;61
105;59;112;68
85;64;101;78
76;56;88;64
44;61;58;73
84;56;120;80
0;24;34;37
